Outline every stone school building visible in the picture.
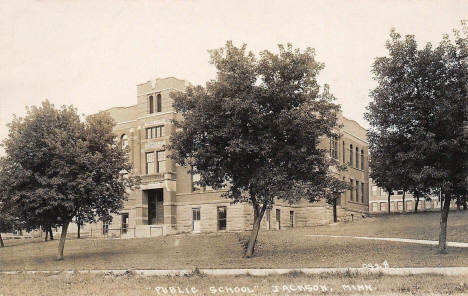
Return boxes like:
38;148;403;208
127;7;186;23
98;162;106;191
76;77;370;238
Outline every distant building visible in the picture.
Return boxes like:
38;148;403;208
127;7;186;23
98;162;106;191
368;181;442;213
71;77;370;238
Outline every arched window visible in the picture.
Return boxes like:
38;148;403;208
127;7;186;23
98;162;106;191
121;134;128;149
156;94;162;112
149;96;154;114
356;147;359;168
349;144;353;165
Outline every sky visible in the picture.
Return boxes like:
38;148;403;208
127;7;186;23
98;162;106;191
1;0;466;155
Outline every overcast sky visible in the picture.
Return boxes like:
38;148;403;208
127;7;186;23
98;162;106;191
1;0;466;155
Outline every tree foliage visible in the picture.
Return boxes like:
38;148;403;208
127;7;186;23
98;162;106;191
169;42;344;257
366;24;468;251
0;101;140;259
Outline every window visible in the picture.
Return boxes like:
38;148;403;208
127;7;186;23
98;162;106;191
121;213;129;234
356;147;359;168
217;206;227;230
146;126;164;139
146;152;155;174
362;183;365;203
157;150;166;173
350;179;354;201
121;134;128;149
149;96;154;114
342;141;346;163
330;136;338;159
356;180;359;202
290;211;294;228
349;144;353;165
102;222;109;235
156;94;162;112
276;209;281;230
192;173;201;191
361;149;364;169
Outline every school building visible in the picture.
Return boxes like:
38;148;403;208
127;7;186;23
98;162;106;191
74;77;370;238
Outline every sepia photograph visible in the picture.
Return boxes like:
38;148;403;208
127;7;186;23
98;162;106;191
0;0;467;295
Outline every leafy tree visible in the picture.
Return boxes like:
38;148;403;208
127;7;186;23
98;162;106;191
0;101;140;259
367;135;399;214
0;198;20;247
366;25;468;253
169;42;342;257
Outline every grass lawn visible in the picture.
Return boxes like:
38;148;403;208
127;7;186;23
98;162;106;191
310;210;468;243
1;210;468;271
1;272;468;296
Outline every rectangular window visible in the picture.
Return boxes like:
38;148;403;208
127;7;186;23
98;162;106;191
157;150;165;173
349;145;353;165
350;179;354;201
354;148;358;168
329;136;338;159
121;213;129;234
342;141;346;163
361;150;364;169
102;222;109;235
146;126;164;139
276;209;281;230
290;211;294;228
146;152;155;174
217;206;227;231
362;183;365;203
356;180;359;202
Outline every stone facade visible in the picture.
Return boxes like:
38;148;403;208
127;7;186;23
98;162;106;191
75;77;369;237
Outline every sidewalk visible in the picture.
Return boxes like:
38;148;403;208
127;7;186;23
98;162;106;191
307;234;468;248
3;267;468;276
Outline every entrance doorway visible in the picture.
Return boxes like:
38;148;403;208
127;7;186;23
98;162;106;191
147;189;164;225
192;208;201;233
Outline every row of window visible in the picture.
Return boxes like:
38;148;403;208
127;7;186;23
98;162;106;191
146;125;164;139
329;136;365;170
192;207;294;232
349;179;366;203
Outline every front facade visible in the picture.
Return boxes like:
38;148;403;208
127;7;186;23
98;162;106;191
97;77;369;237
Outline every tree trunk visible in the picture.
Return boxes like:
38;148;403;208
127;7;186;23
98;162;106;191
245;205;266;258
402;191;406;213
438;195;451;253
77;221;81;239
464;200;467;211
414;194;420;213
0;233;4;247
333;199;338;223
44;228;49;241
57;221;69;261
49;227;54;240
387;192;391;214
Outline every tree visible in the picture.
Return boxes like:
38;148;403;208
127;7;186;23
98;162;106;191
0;101;140;260
324;175;350;223
367;137;399;214
0;199;20;247
169;42;342;258
366;25;468;253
